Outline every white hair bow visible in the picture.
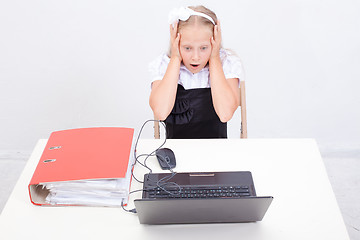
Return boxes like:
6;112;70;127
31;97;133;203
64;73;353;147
168;7;215;27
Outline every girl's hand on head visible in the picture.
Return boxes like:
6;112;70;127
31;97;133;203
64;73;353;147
210;20;222;59
170;23;182;61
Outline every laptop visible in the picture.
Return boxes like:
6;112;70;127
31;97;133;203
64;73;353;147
134;171;273;224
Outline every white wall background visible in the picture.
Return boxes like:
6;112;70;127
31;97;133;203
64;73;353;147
1;0;359;151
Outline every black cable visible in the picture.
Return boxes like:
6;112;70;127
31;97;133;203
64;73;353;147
144;166;182;196
121;120;168;214
121;199;137;213
142;153;182;195
130;120;167;184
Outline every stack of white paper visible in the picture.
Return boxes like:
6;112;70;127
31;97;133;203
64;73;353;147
41;160;133;207
43;178;131;207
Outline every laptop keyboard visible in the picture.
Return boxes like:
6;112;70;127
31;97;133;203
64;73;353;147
145;185;251;199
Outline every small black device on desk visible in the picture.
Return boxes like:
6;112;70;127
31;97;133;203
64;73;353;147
155;148;176;170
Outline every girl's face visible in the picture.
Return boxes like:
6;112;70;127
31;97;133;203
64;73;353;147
179;24;213;74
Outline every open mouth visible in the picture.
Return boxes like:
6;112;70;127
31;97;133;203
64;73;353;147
190;64;200;68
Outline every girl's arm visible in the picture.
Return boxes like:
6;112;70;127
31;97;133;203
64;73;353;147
209;22;240;123
149;24;182;121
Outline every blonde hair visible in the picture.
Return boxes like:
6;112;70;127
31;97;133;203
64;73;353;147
177;5;218;34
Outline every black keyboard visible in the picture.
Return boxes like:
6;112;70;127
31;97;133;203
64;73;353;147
145;185;251;199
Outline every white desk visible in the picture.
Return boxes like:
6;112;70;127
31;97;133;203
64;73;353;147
0;139;349;240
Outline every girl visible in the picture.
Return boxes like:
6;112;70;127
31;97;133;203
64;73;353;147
149;6;244;139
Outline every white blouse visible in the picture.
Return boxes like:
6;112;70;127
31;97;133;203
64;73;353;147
148;48;245;90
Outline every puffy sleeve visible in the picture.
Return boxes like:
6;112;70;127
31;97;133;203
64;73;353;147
148;53;170;85
220;49;245;82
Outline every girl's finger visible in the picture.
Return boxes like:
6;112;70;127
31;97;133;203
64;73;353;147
214;21;222;44
211;36;215;45
175;33;181;44
174;22;178;33
170;24;176;38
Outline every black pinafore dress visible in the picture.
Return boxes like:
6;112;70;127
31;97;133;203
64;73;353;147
164;84;227;139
